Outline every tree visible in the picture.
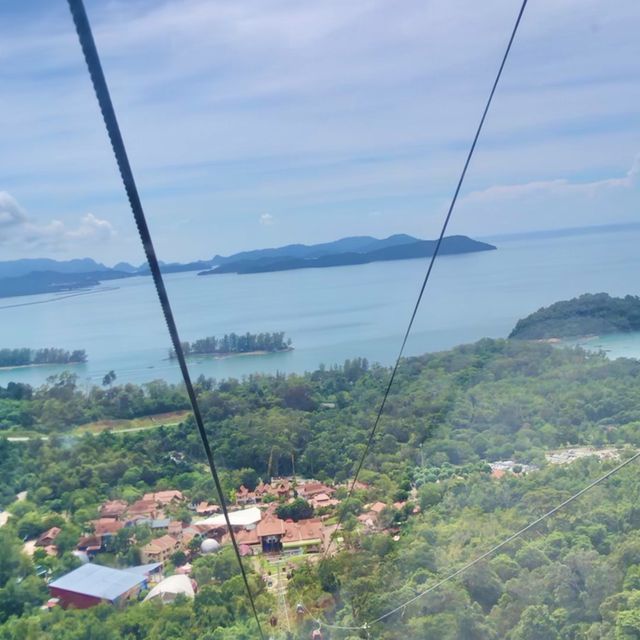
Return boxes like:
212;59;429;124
511;605;559;640
102;370;117;387
276;498;313;522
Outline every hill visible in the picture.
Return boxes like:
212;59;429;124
201;235;495;275
509;293;640;339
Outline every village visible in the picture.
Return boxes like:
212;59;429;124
32;476;415;612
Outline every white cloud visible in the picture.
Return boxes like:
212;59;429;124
0;192;115;252
462;153;640;204
259;213;274;225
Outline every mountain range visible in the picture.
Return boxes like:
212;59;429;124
0;234;495;299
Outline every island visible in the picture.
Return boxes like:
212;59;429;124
0;347;87;368
168;332;292;359
198;234;496;276
509;293;640;340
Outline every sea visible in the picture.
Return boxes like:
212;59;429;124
1;225;639;389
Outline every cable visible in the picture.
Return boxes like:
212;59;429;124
363;450;640;626
65;2;265;637
324;0;529;557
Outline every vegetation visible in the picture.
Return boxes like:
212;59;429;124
510;293;640;339
0;348;87;368
2;339;640;636
169;332;291;359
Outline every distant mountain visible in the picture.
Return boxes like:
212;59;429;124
210;234;420;266
0;270;134;299
200;235;496;276
0;258;110;279
112;262;140;273
0;233;496;299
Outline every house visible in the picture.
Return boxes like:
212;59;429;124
92;518;124;537
195;502;219;516
236;485;255;505
99;500;128;520
253;515;325;554
36;527;61;547
168;521;183;538
77;535;102;556
143;490;184;507
140;535;180;564
48;563;146;609
298;482;336;500
127;499;157;520
309;493;340;510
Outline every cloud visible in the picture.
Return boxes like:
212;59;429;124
259;213;275;225
463;154;640;204
0;192;115;252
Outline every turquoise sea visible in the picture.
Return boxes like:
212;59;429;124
1;226;639;388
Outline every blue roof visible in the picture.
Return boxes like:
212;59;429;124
49;563;145;601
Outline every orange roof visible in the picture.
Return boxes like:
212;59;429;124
282;518;324;543
143;534;179;553
370;502;387;514
37;527;61;545
491;469;506;479
256;515;286;537
92;518;124;535
224;528;260;546
99;500;128;518
143;490;184;505
128;499;156;515
300;482;335;497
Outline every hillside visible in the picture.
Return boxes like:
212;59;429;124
510;293;640;339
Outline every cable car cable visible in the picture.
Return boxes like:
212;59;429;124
324;0;529;558
65;1;265;636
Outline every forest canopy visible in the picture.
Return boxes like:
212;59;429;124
509;293;640;339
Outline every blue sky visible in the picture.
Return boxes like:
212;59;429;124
0;0;638;265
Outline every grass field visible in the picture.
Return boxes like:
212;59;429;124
71;410;191;435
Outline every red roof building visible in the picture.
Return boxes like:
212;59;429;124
36;527;61;547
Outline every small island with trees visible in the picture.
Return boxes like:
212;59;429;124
510;292;640;340
0;347;87;368
169;331;292;359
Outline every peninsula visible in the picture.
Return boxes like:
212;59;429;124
198;234;496;276
509;293;640;340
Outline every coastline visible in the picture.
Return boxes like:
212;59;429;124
167;347;294;362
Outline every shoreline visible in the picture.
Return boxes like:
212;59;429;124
0;360;86;372
167;347;294;362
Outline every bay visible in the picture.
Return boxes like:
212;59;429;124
1;226;639;388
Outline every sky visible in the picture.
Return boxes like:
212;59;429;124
0;0;638;265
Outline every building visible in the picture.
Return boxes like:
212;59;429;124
253;515;325;554
282;518;324;553
48;563;147;609
256;515;286;552
298;482;336;500
196;506;262;530
143;574;195;603
309;493;340;510
195;502;219;516
140;535;180;564
36;527;61;547
143;490;184;507
99;500;128;519
127;499;158;520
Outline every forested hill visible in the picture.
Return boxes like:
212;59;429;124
200;235;495;275
510;293;640;340
3;340;640;637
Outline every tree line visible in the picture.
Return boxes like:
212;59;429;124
169;331;292;359
0;348;87;368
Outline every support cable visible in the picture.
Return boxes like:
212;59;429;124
65;2;265;637
324;0;529;558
